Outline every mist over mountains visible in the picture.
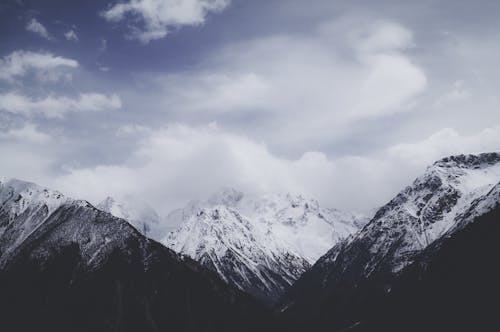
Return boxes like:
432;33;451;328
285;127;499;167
1;152;499;331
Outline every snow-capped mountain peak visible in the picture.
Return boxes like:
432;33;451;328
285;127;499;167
0;178;73;256
206;187;244;207
0;178;70;218
324;152;500;276
278;152;500;331
163;188;365;303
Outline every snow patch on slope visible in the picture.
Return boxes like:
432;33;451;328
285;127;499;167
355;152;500;274
163;188;366;301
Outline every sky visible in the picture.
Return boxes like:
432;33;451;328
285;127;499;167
0;0;499;217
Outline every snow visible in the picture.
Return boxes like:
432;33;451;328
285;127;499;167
352;152;500;274
0;178;145;271
162;189;366;298
0;178;72;253
0;177;70;217
164;191;365;263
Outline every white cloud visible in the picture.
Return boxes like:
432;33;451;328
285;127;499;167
64;29;79;42
352;54;426;117
150;21;426;146
25;18;51;40
0;92;122;118
51;124;500;218
0;51;78;82
0;124;51;143
388;126;500;165
101;0;231;43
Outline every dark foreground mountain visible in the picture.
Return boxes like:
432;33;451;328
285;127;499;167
0;179;273;332
279;201;500;332
278;152;500;332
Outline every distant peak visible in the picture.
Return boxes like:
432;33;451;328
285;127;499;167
433;152;500;169
98;196;116;206
0;177;66;198
207;187;244;207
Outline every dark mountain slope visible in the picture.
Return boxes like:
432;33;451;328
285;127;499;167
0;181;273;332
278;196;500;332
353;202;500;332
277;153;500;332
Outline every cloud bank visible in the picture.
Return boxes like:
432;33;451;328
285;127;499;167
50;124;500;218
142;20;427;152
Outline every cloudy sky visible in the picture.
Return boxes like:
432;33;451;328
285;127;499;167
1;0;499;217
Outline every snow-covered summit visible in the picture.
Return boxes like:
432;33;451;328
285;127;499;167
432;152;500;169
319;152;500;275
279;154;500;332
163;189;365;303
0;178;72;249
206;187;244;207
0;178;92;264
237;192;367;263
0;178;70;218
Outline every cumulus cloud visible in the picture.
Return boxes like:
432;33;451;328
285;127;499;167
25;18;51;40
64;29;79;42
50;124;500;219
101;0;231;43
0;92;122;118
0;51;78;82
0;124;51;143
149;20;426;146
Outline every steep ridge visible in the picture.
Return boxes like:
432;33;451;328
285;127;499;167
163;189;365;304
358;190;500;332
278;152;500;331
0;178;273;332
323;196;500;332
0;178;73;262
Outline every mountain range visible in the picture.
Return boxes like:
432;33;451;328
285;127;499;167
278;152;500;331
162;189;366;303
0;178;272;332
1;152;500;331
